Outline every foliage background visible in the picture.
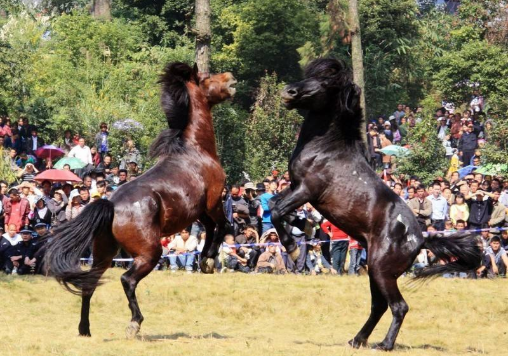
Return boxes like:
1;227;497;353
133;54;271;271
1;0;508;182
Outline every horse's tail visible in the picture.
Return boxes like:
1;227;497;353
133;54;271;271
415;232;482;279
44;199;115;295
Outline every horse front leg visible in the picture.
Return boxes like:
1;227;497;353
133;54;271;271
271;185;311;261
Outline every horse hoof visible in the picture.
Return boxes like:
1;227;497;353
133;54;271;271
125;321;140;339
200;258;215;274
372;343;392;351
289;247;300;262
78;332;91;337
348;338;367;348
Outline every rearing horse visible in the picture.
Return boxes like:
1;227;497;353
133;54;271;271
272;58;482;351
45;62;237;338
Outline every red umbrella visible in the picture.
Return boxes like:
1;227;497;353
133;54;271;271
34;169;82;183
35;145;65;160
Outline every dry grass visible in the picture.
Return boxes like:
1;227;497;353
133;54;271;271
0;269;507;356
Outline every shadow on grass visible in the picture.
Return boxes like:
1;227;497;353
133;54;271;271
294;340;447;352
104;332;230;343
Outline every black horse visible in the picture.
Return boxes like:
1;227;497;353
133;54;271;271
272;58;482;351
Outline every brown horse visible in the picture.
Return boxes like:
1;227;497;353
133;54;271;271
45;62;236;338
273;58;482;351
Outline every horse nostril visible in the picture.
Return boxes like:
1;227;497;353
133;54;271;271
287;88;298;97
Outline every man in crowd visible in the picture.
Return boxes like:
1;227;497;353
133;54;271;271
118;169;128;186
25;126;45;156
68;137;93;177
95;122;109;159
0;180;10;229
4;188;29;232
243;182;261;234
458;124;477;166
168;227;197;273
427;182;448;231
230;185;250;236
255;243;286;274
321;219;349;275
235;224;260;270
259;181;278;233
486;236;508;277
408;184;432;232
467;181;492;230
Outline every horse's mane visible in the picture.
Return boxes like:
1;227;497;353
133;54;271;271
305;58;363;144
149;62;194;159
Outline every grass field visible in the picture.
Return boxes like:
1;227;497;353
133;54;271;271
0;269;506;356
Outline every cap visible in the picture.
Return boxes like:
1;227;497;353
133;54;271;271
389;115;395;121
91;191;101;198
69;189;80;200
20;227;33;234
244;182;255;190
255;183;265;191
8;187;19;195
34;223;47;229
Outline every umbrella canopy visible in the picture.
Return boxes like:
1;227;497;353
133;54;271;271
458;165;477;179
34;169;82;183
35;145;65;160
54;157;86;170
379;145;409;157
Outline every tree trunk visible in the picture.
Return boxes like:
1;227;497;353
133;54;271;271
348;0;368;148
195;0;211;74
91;0;111;21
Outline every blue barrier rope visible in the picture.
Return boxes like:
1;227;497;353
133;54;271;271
80;226;506;262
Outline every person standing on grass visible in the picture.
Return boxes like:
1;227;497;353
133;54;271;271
259;181;278;233
4;188;30;232
427;182;448;232
321;219;349;275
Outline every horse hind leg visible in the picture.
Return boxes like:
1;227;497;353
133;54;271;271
79;237;119;336
349;270;388;348
120;246;161;339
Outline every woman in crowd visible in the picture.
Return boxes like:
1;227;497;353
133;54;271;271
30;197;52;228
449;193;469;226
17;163;38;183
47;189;68;227
65;190;83;221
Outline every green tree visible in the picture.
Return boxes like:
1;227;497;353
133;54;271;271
396;104;447;185
244;73;303;182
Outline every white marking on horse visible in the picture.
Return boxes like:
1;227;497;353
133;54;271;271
397;214;409;234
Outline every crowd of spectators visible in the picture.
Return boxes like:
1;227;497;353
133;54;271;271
0;90;507;278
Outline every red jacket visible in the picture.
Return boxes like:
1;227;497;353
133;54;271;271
5;198;30;231
321;220;349;242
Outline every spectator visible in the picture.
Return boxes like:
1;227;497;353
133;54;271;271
0;116;12;138
79;186;90;206
96;154;113;175
16;227;37;275
488;189;505;227
117;169;128;186
65;189;83;221
393;104;405;123
60;130;75;153
68;137;93;176
235;224;260;270
4;188;30;232
449;193;469;226
0;223;22;274
427;182;448;231
0;180;10;229
25;126;45;156
348;237;363;276
458;124;477;166
485;235;508;277
168;227;197;273
16;163;38;182
321;219;349;275
90;146;101;166
47;189;68;227
408;185;432;231
305;242;331;275
95;122;109;158
259;181;278;233
256;243;286;274
221;234;250;273
466;181;492;230
29;197;51;228
121;139;141;170
455;219;466;231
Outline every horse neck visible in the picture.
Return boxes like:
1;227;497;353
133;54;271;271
183;84;218;158
292;110;365;161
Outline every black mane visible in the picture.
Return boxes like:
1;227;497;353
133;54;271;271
305;58;363;144
150;62;194;159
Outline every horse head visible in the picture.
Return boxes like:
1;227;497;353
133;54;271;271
192;65;237;107
281;58;360;115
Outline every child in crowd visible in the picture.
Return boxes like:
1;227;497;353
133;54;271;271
221;234;250;273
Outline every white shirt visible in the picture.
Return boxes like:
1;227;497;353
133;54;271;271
168;235;198;252
32;136;38;151
68;145;93;165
